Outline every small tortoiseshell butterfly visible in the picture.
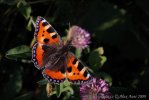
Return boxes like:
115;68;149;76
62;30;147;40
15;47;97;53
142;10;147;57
32;16;91;84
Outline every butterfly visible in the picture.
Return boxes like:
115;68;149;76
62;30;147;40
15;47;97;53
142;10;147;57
32;16;91;84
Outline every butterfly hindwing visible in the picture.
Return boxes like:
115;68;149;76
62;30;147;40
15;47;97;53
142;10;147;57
32;43;45;69
42;56;66;83
34;16;62;45
32;43;59;70
42;68;66;83
66;52;91;84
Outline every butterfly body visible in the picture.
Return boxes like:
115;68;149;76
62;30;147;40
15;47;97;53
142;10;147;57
42;42;71;69
32;16;91;84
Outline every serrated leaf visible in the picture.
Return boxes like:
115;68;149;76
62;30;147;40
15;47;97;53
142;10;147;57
100;56;107;66
15;92;33;100
89;47;107;70
5;45;31;60
37;79;48;85
63;80;71;87
54;81;73;98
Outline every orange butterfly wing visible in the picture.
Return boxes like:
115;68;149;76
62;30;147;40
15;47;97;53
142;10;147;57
32;43;44;69
34;16;62;45
32;16;62;69
66;53;91;84
42;52;92;84
42;69;66;83
42;56;66;83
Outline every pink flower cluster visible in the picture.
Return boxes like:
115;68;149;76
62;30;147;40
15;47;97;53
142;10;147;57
80;78;110;100
69;26;91;51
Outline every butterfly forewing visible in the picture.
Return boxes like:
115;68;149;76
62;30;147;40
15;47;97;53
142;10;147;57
34;16;62;45
32;16;62;69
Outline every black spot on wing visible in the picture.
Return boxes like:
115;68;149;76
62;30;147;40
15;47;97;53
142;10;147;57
83;71;88;77
42;45;47;50
44;38;49;43
42;22;48;27
72;58;77;64
60;67;65;74
77;62;84;71
67;66;72;73
52;34;57;39
47;27;55;33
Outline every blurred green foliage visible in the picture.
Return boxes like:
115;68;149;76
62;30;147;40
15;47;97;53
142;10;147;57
0;0;149;100
6;45;31;60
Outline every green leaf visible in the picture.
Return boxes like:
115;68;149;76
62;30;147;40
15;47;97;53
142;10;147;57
55;84;62;97
63;80;71;87
21;5;31;20
100;56;107;67
89;47;107;70
17;0;31;19
63;92;73;100
55;80;73;98
95;72;112;86
5;45;31;60
75;48;81;58
26;16;33;31
131;78;140;89
61;86;74;95
62;36;66;41
37;79;48;86
15;92;34;100
99;18;121;31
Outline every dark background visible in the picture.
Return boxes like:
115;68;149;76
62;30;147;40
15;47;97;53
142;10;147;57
0;0;149;100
